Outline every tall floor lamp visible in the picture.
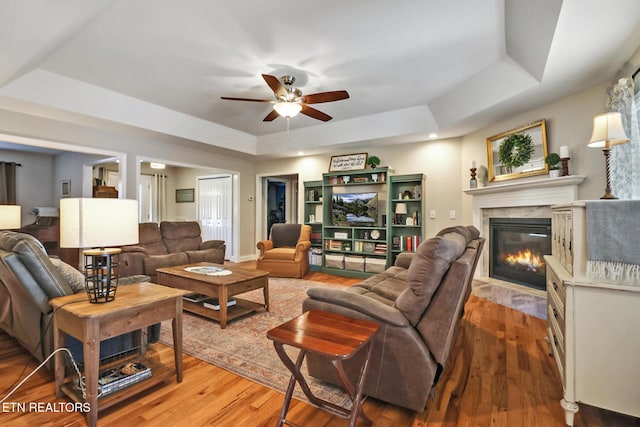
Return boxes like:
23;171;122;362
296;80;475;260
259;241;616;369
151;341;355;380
587;112;630;200
60;198;139;303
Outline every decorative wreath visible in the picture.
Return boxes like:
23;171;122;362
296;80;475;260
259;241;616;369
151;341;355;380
498;133;534;169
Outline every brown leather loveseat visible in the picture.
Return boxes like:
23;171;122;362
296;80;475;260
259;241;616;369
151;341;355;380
302;225;484;411
119;221;226;281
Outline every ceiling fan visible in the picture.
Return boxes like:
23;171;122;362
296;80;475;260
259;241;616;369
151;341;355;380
221;74;349;122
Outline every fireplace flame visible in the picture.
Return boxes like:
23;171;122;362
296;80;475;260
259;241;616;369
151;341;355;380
502;249;545;272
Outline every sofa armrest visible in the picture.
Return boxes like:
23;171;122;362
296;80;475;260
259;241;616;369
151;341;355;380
256;240;274;257
121;245;149;255
305;287;410;327
394;252;414;269
295;240;311;255
199;240;226;251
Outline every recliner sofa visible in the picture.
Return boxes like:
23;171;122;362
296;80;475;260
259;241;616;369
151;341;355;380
302;225;484;411
0;231;157;364
119;221;226;281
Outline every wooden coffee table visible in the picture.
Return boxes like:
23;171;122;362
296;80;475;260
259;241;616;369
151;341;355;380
156;262;269;328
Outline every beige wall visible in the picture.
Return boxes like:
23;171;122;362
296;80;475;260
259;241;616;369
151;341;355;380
255;137;464;238
0;108;256;261
258;81;612;239
459;82;610;224
0;78;616;259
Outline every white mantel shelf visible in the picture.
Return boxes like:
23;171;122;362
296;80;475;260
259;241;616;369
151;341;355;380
464;175;586;196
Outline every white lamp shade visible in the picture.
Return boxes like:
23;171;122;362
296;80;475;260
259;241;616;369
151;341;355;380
395;203;408;215
60;198;139;248
273;102;302;118
588;112;629;148
0;205;21;229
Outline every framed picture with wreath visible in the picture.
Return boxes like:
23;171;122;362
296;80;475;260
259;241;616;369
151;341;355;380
486;119;549;182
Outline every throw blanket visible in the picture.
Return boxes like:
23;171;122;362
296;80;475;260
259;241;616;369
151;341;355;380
586;200;640;285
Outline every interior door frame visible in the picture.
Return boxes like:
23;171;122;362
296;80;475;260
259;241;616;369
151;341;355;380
255;170;299;247
197;173;234;261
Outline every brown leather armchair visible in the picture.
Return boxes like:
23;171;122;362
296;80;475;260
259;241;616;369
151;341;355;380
256;224;311;278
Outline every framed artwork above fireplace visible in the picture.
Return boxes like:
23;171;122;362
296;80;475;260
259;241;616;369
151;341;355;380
486;119;549;182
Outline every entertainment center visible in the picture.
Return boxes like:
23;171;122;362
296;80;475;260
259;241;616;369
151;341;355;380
304;168;425;278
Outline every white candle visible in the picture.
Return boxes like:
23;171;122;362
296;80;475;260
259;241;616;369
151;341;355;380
559;146;569;158
470;160;476;168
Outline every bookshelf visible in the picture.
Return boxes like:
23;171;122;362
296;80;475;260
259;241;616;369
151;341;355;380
303;180;323;270
389;174;425;265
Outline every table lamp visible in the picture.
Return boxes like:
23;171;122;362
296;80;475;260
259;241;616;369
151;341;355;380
395;203;407;225
60;198;139;303
587;112;629;199
0;205;21;229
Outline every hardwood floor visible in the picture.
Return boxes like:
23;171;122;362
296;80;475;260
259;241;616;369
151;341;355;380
0;263;638;426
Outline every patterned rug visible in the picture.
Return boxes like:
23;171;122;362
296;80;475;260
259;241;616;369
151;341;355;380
159;278;351;408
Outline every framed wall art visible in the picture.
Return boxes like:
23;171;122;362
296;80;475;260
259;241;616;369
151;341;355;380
328;153;368;172
175;188;194;203
61;180;71;197
486;119;549;182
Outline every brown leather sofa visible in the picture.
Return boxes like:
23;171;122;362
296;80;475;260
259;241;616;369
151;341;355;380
119;221;226;281
302;225;484;411
256;224;311;278
0;231;156;364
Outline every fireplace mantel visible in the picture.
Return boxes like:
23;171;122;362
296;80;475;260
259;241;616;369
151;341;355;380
464;175;586;212
465;175;585;277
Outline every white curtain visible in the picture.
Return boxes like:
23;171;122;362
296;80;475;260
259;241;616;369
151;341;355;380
606;77;640;199
152;174;167;222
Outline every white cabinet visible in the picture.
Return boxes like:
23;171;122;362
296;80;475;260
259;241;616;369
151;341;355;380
546;202;640;426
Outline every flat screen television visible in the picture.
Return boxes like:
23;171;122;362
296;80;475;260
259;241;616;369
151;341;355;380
331;192;378;226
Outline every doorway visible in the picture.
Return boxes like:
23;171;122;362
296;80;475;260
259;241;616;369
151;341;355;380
198;175;233;259
260;175;298;240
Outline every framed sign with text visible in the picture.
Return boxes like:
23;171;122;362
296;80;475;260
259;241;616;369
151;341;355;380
328;153;368;172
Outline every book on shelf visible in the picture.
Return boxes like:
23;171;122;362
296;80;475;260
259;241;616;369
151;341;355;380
203;298;237;310
392;235;422;252
97;361;152;397
183;293;212;303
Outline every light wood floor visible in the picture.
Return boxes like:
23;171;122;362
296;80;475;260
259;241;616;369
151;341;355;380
0;264;638;426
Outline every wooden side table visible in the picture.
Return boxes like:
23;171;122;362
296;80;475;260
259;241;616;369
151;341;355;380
50;283;189;427
267;310;380;427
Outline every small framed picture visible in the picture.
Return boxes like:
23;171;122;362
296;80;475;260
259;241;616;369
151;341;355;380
61;180;71;197
176;188;194;203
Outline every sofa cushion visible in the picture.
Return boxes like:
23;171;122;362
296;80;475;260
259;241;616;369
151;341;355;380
138;223;168;255
270;224;301;248
348;274;409;306
161;221;202;252
394;235;465;325
143;252;189;275
49;257;85;294
261;247;296;261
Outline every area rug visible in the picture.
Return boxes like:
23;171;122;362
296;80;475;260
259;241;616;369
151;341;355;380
159;278;351;408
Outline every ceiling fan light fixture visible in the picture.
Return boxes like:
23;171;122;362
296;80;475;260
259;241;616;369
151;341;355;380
274;102;302;118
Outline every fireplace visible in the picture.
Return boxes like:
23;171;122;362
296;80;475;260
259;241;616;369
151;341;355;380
489;218;551;290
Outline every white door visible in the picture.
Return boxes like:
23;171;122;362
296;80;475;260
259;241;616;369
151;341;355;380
198;175;232;259
138;175;153;222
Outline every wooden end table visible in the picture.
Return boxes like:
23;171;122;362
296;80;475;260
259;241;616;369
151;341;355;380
267;310;380;427
50;283;189;427
156;263;269;329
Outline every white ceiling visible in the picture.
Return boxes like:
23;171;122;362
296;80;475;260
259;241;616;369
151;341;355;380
1;0;639;158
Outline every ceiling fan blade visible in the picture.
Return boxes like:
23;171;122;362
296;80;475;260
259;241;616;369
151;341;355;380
220;96;274;103
303;90;350;104
262;74;288;98
263;109;280;122
300;105;332;121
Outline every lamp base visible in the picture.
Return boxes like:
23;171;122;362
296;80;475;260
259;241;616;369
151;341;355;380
600;191;618;200
83;248;121;303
